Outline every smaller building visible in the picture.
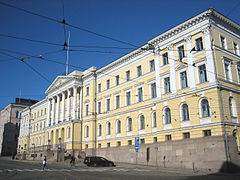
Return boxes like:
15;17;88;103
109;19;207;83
0;98;38;156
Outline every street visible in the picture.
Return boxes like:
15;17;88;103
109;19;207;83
0;157;239;180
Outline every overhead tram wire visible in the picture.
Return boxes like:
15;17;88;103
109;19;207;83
61;0;67;49
0;1;138;48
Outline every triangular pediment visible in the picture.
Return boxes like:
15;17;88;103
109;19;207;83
175;63;188;71
45;76;70;94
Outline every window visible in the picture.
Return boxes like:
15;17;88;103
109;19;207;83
45;108;47;115
126;70;130;81
164;77;171;94
149;60;155;72
116;75;120;86
107;122;111;135
98;144;101;148
139;115;145;130
178;45;185;60
86;86;89;96
166;135;172;141
98;124;102;136
85;104;89;116
107;143;111;148
154;137;157;143
40;122;42;130
106;98;110;112
127;117;132;132
220;36;226;49
165;107;171;124
224;62;231;81
183;132;190;139
116;95;120;109
85;126;89;138
182;104;189;121
162;52;169;65
97;101;101;114
140;138;145;144
137;65;142;77
237;64;240;83
180;71;188;89
106;79;110;89
98;83;101;93
152;112;156;128
195;37;203;51
233;42;238;55
16;111;19;118
137;87;143;102
85;144;88;149
203;130;211;137
126;91;131;106
201;99;210;118
199;64;207;83
117;120;121;134
229;97;236;118
67;127;70;138
128;140;132;145
117;141;121;147
151;83;157;98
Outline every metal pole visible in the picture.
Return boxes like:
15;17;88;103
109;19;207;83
66;31;70;75
93;70;97;156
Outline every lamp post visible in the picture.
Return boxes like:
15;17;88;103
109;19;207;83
47;139;50;151
32;143;35;160
58;137;62;150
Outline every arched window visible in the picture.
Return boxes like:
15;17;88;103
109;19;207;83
85;125;89;138
201;99;210;118
116;120;121;134
182;104;189;121
139;115;145;130
127;117;132;132
152;112;156;128
98;124;102;136
107;122;111;135
67;127;71;139
165;107;171;124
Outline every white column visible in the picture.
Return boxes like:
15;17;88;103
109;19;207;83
186;36;196;90
61;92;65;121
66;89;70;121
73;86;77;120
154;49;162;99
55;95;60;124
169;45;177;94
47;98;51;126
203;26;216;83
51;97;55;125
79;87;83;120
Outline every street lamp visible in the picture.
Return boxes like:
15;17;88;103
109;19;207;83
58;137;62;150
32;143;35;160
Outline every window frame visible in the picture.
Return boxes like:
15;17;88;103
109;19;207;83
162;52;169;66
149;59;155;72
137;65;142;77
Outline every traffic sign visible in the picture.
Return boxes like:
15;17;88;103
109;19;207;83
135;137;139;152
154;147;158;151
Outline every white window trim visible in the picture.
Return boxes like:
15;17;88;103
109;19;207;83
194;36;204;52
149;59;155;72
136;65;142;77
136;86;144;103
178;68;189;90
116;119;121;137
125;90;132;106
152;111;157;132
106;121;111;138
115;94;121;109
222;57;233;82
149;81;156;99
97;100;102;114
176;43;187;61
199;98;211;124
85;103;89;116
105;97;111;112
220;35;227;50
139;114;145;134
236;63;240;84
85;85;90;96
196;61;207;84
162;74;170;95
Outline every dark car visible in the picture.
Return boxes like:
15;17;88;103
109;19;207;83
84;156;115;167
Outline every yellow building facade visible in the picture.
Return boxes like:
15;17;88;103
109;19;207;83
18;8;240;170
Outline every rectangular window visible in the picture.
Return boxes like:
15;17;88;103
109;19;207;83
116;75;120;86
128;140;132;145
98;83;101;93
137;65;142;77
106;79;110;89
149;60;155;72
220;36;226;49
151;83;156;98
180;71;188;89
126;70;130;81
126;91;131;106
117;141;121;147
107;142;111;148
137;87;143;102
164;77;171;94
85;144;88;149
178;45;185;60
203;130;211;137
85;104;89;116
162;52;169;65
199;64;207;83
154;137;157;143
224;62;230;81
98;144;101;148
140;138;145;144
106;98;110;111
233;42;239;55
237;64;240;83
116;95;120;109
86;86;89;96
183;132;190;139
98;101;101;114
195;37;203;51
166;135;172;141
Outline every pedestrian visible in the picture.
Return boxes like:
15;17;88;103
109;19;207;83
42;155;47;170
70;155;75;167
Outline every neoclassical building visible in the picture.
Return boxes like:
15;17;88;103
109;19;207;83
18;8;240;171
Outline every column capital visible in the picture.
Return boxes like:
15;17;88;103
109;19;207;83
168;44;174;50
185;35;192;43
202;26;211;35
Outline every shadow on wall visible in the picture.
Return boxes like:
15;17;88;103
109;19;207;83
219;161;240;173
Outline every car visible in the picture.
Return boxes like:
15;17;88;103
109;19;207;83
84;156;115;167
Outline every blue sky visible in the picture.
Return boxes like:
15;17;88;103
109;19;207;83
0;0;239;110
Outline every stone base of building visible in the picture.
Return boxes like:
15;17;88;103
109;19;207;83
85;135;240;172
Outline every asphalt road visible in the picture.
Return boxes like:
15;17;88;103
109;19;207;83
0;157;239;180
